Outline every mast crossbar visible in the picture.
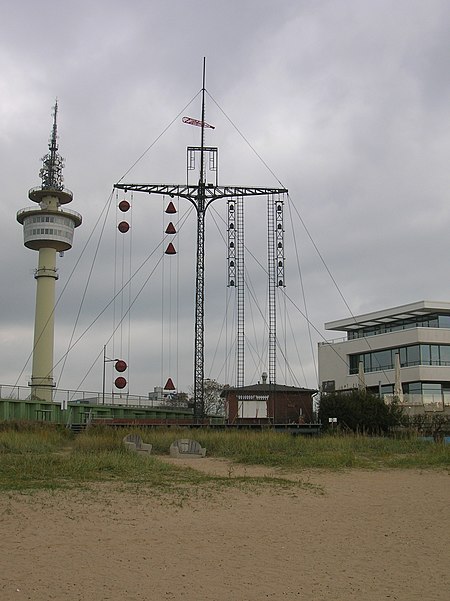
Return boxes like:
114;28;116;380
114;183;287;205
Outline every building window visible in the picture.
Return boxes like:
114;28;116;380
380;384;394;395
347;313;450;339
402;382;443;404
349;343;450;374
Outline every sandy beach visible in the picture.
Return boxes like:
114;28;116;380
1;459;449;601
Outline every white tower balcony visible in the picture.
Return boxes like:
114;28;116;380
17;198;82;252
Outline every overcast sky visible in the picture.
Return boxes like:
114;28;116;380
1;0;450;398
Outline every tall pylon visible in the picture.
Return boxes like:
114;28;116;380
17;102;82;401
114;60;287;418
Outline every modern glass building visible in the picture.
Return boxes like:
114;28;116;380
318;301;450;413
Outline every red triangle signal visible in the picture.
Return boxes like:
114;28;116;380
164;377;176;390
165;201;177;214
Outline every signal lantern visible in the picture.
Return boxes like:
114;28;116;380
118;221;130;233
115;376;127;390
119;200;130;212
165;201;177;214
164;377;176;390
115;360;127;373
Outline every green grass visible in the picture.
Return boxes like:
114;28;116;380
144;427;450;469
0;449;214;492
0;425;448;493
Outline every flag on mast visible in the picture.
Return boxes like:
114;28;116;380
182;116;215;129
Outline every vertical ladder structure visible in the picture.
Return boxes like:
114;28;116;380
236;195;245;387
267;195;276;385
267;193;286;385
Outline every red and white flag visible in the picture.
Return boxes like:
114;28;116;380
182;116;215;129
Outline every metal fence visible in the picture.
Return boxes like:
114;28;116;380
0;384;176;408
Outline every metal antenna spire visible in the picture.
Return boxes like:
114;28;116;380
39;99;65;191
114;59;287;420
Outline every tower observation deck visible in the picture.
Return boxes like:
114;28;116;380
17;102;82;401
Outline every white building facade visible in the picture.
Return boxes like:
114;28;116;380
318;301;450;413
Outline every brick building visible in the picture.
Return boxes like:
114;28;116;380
221;374;316;424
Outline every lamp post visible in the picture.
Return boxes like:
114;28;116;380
102;346;127;405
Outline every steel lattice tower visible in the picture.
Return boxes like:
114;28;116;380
114;60;287;418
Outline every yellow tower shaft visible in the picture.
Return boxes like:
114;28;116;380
30;246;58;401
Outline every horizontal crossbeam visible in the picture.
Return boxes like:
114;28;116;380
114;183;288;206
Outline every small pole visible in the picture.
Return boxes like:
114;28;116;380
102;345;106;405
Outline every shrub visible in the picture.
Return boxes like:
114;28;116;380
318;390;403;434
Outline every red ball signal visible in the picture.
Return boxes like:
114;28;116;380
119;200;130;212
115;360;127;373
118;221;130;233
115;376;127;389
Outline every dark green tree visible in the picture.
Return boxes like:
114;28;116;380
318;390;403;434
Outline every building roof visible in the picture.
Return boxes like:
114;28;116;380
221;383;317;397
325;300;450;332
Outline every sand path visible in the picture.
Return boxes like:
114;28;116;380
0;459;448;600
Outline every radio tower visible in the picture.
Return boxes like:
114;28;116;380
115;60;287;419
17;102;82;401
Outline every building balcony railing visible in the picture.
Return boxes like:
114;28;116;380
318;336;347;345
17;206;82;223
383;393;449;409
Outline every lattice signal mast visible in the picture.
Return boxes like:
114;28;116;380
114;59;287;419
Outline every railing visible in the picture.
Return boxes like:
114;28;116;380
384;393;449;409
0;384;170;408
17;206;82;221
28;186;73;198
318;336;347;345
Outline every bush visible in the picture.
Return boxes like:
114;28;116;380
318;390;403;434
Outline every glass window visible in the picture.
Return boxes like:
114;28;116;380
430;345;440;365
427;316;438;328
438;315;450;328
380;384;394;395
442;385;450;406
440;346;450;365
406;382;421;395
422;383;441;393
420;345;431;365
349;355;359;374
399;347;407;366
372;349;392;371
422;383;442;404
406;345;420;366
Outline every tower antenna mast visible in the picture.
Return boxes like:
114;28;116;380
114;60;287;419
